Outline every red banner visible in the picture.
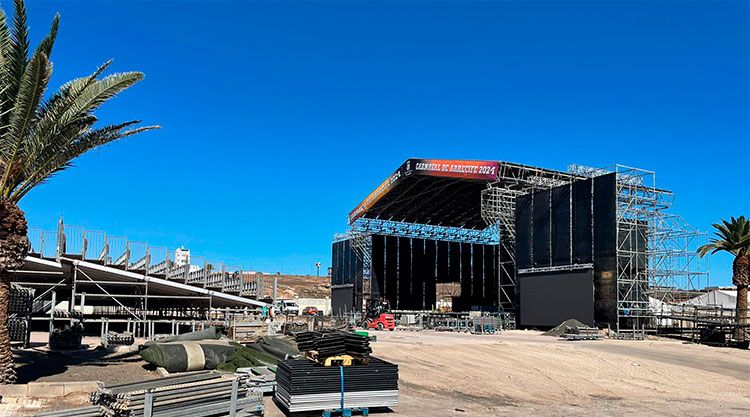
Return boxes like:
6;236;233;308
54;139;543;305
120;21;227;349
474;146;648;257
410;158;500;180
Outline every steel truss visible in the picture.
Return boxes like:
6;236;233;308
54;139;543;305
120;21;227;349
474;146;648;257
569;164;709;331
480;163;579;311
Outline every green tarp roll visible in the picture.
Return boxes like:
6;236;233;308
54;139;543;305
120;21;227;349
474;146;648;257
140;341;236;373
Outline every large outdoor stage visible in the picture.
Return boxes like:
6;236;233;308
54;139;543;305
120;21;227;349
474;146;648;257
332;158;707;331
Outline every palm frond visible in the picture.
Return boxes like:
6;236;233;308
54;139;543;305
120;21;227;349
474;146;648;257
32;13;59;59
12;121;159;200
0;8;12;70
5;0;29;105
697;216;750;258
0;51;52;196
0;0;158;202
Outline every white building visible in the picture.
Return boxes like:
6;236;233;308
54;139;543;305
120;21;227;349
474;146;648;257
175;247;190;266
685;289;749;309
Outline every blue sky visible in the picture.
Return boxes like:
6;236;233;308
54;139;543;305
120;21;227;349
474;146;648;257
19;1;749;284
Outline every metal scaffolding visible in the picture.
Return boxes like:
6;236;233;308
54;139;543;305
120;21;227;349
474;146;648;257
338;159;707;326
19;217;266;344
480;163;578;311
26;218;260;298
568;164;709;331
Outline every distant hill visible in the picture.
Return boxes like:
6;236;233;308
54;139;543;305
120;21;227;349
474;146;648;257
249;274;331;300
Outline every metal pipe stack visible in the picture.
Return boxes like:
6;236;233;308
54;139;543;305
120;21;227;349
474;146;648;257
35;406;103;417
90;371;264;417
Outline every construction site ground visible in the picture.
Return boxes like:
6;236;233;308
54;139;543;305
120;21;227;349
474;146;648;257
265;329;750;417
7;330;750;416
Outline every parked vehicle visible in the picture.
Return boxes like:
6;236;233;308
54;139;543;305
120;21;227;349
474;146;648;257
302;306;319;316
276;300;300;315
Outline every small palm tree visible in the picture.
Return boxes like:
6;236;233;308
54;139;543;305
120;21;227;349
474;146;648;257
697;216;750;340
0;0;158;383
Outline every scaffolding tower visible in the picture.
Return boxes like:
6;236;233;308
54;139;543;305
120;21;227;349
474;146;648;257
568;164;709;331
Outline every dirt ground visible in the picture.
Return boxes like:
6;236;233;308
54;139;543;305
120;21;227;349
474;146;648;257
369;330;750;417
263;329;750;417
13;335;159;385
9;330;750;416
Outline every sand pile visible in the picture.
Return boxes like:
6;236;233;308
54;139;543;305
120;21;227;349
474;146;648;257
542;319;588;337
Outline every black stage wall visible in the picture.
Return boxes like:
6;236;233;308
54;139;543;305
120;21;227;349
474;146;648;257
332;235;501;312
372;236;499;311
517;269;595;327
331;239;363;314
515;173;618;328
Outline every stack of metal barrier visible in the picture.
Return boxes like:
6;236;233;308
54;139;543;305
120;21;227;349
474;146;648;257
35;406;103;417
91;371;264;417
9;284;33;346
10;284;34;313
294;330;372;358
275;358;398;413
105;331;135;346
235;366;277;394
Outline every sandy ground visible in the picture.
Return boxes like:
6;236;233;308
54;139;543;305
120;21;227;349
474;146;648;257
262;329;750;417
9;330;750;416
368;330;750;417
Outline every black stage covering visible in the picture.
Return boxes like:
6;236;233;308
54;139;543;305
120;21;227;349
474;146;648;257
515;194;532;270
515;173;618;327
551;185;571;266
363;175;488;229
517;269;595;327
532;190;551;267
331;285;354;316
333;234;502;312
331;239;362;314
348;159;503;229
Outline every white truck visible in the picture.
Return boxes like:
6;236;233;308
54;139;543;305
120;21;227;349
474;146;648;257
276;299;300;316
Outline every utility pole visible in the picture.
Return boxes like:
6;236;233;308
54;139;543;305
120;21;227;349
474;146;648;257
273;272;279;305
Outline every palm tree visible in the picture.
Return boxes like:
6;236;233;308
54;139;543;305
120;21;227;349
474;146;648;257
0;0;158;383
697;216;750;340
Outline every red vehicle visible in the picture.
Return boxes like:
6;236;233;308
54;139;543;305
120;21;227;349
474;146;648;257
362;300;395;331
365;313;395;331
302;306;319;316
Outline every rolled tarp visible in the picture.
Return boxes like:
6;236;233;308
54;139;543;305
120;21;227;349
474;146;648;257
140;340;236;373
247;335;299;361
145;326;226;345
